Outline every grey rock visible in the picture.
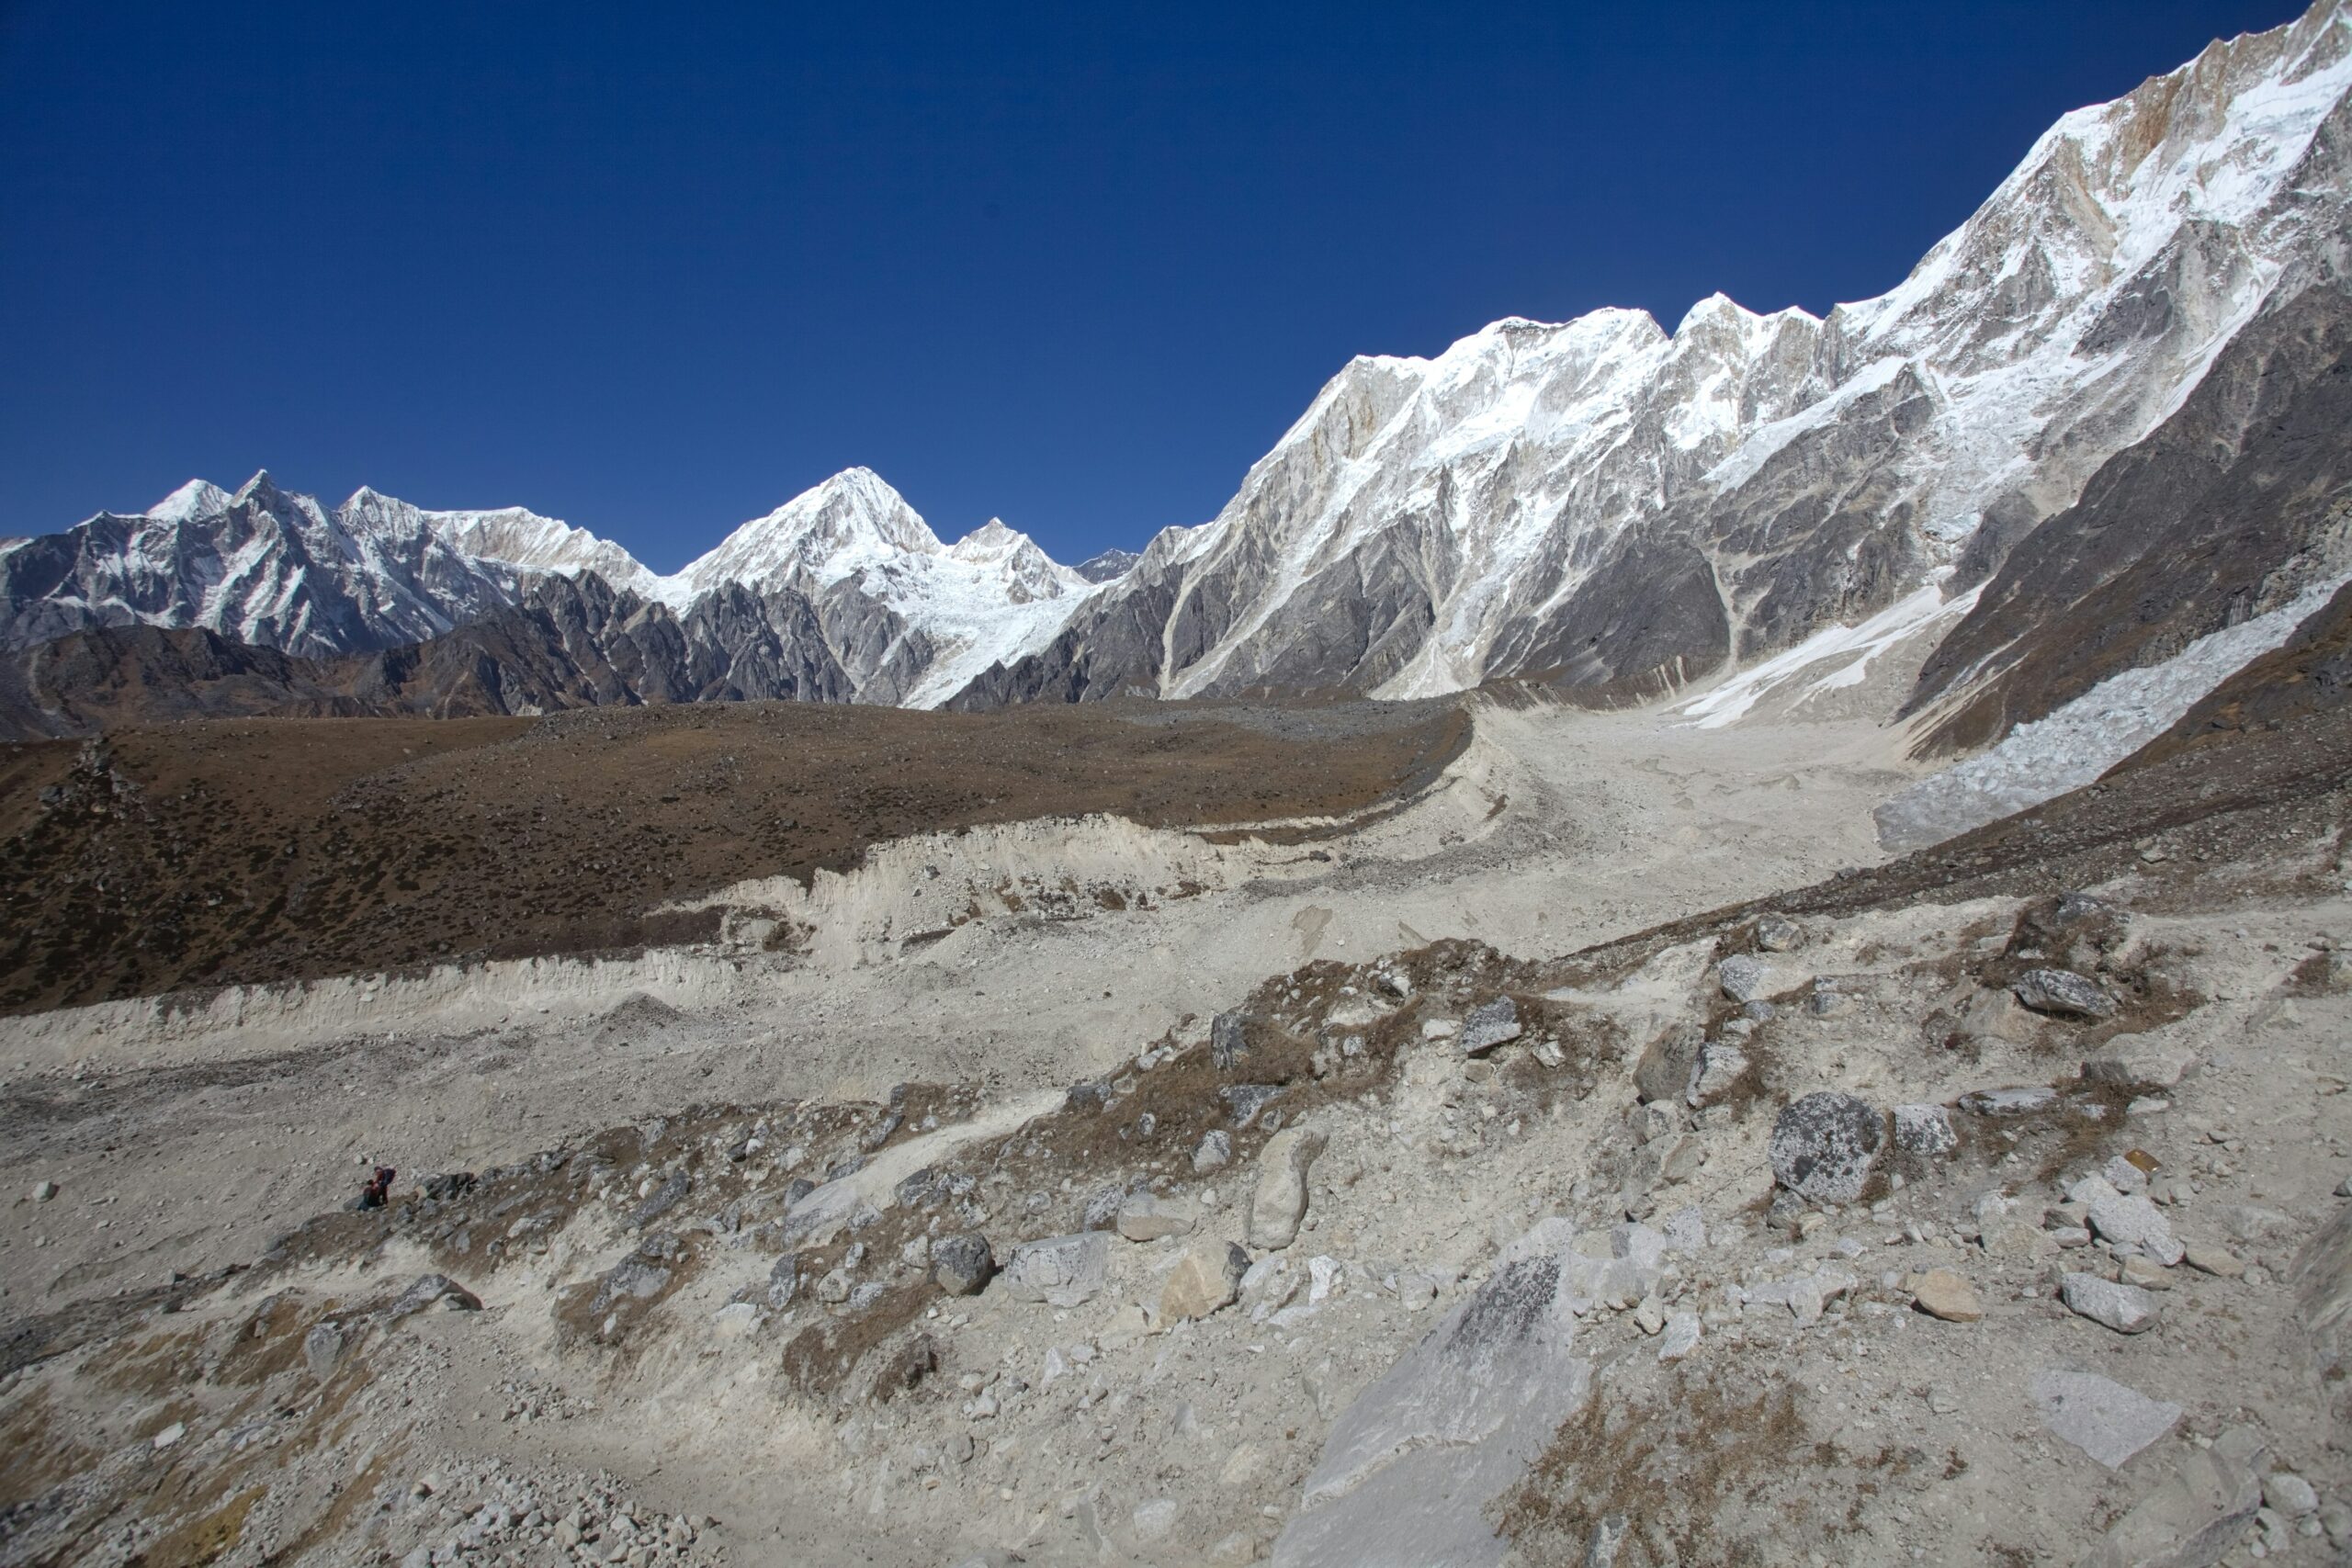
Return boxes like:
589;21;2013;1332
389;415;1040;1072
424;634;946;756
1115;1191;1199;1242
1958;1085;2059;1116
390;1274;482;1320
2033;1368;2181;1468
1250;1127;1329;1250
1220;1084;1283;1125
1001;1232;1110;1307
2079;1425;2267;1568
302;1320;347;1379
1717;955;1773;1004
1892;1103;1958;1157
2062;1271;2160;1335
815;1268;853;1304
2088;1194;2186;1266
1458;998;1523;1055
2013;968;2118;1020
1767;1092;1885;1205
1754;915;1804;953
1633;1025;1703;1105
2264;1472;2319;1517
1684;1041;1749;1107
1211;1011;1254;1071
764;1253;801;1310
1657;1311;1702;1362
629;1171;692;1229
1586;1514;1631;1568
1272;1231;1593;1568
1193;1129;1233;1172
931;1234;995;1296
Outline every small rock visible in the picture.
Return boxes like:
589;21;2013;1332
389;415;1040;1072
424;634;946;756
1248;1127;1328;1251
2265;1472;2319;1517
1959;1086;2059;1116
1132;1497;1181;1543
1911;1269;1984;1322
1767;1092;1885;1206
1633;1296;1667;1335
1193;1130;1232;1173
32;1180;57;1202
2087;1194;2186;1266
1162;1235;1249;1322
1458;998;1522;1055
1892;1103;1958;1158
2119;1255;2173;1291
815;1268;853;1304
2012;968;2117;1020
2032;1368;2181;1469
302;1320;346;1379
1657;1311;1701;1362
1755;914;1804;953
390;1274;482;1319
1115;1192;1199;1243
1001;1233;1109;1308
152;1421;185;1450
1684;1042;1749;1108
2062;1271;2160;1334
1718;955;1773;1004
2182;1240;2244;1279
1210;1012;1252;1070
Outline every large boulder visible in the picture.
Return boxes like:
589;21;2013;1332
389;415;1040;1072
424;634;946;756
1767;1093;1886;1205
1272;1230;1593;1567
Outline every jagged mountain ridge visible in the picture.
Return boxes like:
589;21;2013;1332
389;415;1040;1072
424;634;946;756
6;2;2351;734
963;1;2352;712
0;467;1096;708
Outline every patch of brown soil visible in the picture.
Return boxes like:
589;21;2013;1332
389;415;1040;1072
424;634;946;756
0;694;1465;1013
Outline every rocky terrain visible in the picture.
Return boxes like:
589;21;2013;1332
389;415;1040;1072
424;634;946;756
6;8;2352;1567
0;631;2348;1565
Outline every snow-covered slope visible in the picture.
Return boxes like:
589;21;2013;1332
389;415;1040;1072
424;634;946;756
966;0;2352;714
648;469;1099;705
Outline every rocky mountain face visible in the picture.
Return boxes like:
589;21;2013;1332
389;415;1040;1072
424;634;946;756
965;1;2352;716
0;572;863;739
6;4;2350;748
0;468;1095;712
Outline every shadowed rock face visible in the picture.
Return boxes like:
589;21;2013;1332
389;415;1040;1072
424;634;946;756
0;573;859;739
1904;274;2352;757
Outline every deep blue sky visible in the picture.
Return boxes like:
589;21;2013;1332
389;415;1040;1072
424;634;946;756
0;1;2303;569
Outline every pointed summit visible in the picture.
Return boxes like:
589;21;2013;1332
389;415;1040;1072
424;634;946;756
664;468;945;601
149;479;233;523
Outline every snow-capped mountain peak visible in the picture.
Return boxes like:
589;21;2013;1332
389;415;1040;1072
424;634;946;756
662;467;948;603
149;479;234;523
